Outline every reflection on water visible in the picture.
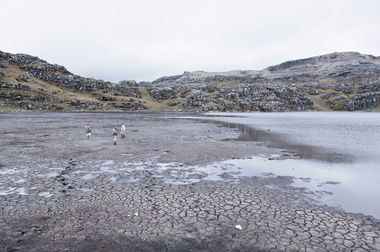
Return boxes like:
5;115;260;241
208;121;352;163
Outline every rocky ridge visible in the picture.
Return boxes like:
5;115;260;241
1;50;380;111
0;51;146;111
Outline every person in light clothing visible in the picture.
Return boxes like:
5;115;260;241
85;123;91;139
121;123;125;138
112;127;117;145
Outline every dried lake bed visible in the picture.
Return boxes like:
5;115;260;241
0;111;379;252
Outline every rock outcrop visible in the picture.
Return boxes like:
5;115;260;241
1;50;379;111
145;52;380;111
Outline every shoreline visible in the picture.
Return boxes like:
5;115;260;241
0;111;379;251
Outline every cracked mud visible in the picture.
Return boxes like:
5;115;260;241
0;112;379;252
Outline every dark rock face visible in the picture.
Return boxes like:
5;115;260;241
344;92;380;111
145;78;316;112
1;50;380;111
185;90;212;107
149;87;178;100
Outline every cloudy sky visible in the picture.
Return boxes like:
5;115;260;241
1;0;379;82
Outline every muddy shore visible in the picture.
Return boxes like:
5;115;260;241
0;111;379;252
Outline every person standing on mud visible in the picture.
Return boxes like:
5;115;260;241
121;123;125;138
85;123;91;139
112;127;118;145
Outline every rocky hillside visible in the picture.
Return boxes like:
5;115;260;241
1;50;380;112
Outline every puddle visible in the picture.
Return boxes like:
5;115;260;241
41;172;61;178
0;169;19;175
102;161;114;166
100;167;118;173
38;192;54;198
80;174;98;180
16;188;27;195
0;187;28;196
0;187;16;195
79;188;95;193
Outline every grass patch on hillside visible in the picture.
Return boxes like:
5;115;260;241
320;78;337;84
138;87;183;111
2;65;103;104
332;102;345;111
312;97;332;111
212;81;236;87
0;104;21;112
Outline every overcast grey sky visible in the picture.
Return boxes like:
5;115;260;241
1;0;379;82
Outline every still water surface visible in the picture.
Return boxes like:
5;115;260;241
200;112;380;219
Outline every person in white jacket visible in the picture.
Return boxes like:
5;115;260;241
121;123;125;138
85;123;91;139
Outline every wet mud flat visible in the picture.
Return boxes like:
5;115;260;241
0;111;379;252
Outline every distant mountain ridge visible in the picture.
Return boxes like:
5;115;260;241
267;51;378;70
1;50;379;112
166;52;380;80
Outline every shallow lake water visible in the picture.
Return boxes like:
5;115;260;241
194;112;380;219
